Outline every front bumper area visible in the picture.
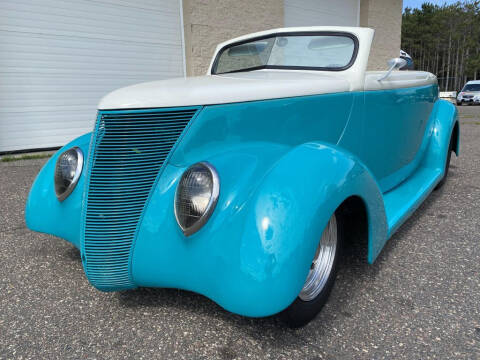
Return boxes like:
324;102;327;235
25;135;312;317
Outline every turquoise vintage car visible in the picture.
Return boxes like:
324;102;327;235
26;26;459;327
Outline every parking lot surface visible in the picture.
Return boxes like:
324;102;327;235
1;106;479;359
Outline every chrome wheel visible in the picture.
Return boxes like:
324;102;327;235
299;214;338;301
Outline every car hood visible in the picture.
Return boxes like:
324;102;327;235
98;70;351;110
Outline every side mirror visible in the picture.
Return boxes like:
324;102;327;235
378;57;407;81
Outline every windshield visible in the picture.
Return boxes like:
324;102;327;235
212;33;358;74
462;84;480;92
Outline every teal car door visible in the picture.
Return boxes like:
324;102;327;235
361;73;438;192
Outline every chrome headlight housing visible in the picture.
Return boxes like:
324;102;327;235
54;147;83;201
174;162;220;236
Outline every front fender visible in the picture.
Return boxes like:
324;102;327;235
132;142;387;317
25;133;92;248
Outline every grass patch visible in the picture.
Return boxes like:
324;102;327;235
1;153;52;163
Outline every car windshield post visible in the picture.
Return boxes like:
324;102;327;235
212;32;358;75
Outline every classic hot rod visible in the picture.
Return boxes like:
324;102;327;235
26;27;459;327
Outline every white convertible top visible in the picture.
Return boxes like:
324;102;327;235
98;26;437;110
364;71;437;91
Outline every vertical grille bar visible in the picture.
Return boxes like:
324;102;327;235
82;107;199;291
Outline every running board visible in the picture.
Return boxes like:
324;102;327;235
383;166;442;238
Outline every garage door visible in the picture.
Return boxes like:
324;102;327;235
284;0;360;27
0;0;185;152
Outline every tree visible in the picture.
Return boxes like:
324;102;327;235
401;1;480;91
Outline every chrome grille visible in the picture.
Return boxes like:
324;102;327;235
82;107;199;291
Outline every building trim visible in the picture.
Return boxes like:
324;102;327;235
179;0;187;77
357;0;361;26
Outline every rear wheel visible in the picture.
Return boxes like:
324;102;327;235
281;212;343;328
435;133;454;190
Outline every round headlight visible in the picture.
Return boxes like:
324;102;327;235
54;147;83;201
174;162;220;236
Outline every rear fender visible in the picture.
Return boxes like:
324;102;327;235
422;99;459;171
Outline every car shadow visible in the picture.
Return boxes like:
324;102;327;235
64;245;82;263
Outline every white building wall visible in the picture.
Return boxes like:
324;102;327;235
0;0;185;152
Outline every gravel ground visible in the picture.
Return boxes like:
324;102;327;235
1;106;479;360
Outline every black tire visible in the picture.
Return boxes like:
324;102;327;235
435;134;454;190
280;212;344;328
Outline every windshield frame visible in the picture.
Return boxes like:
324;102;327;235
211;31;360;75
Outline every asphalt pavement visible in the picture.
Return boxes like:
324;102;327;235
1;106;479;359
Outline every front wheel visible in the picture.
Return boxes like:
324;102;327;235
281;212;343;328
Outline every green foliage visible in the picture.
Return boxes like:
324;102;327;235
402;1;480;91
0;153;52;162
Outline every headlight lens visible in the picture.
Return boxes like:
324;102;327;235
174;162;220;236
54;147;83;201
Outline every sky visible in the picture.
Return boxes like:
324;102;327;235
403;0;464;10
